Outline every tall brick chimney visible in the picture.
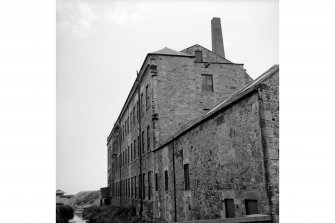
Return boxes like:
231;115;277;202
211;17;225;58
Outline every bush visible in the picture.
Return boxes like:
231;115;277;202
56;205;74;223
82;206;164;223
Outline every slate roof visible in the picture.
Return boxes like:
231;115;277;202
156;64;279;150
151;47;190;56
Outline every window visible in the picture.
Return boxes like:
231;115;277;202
122;124;124;140
123;151;125;166
134;139;137;159
133;107;136;126
201;74;213;92
142;131;145;154
130;177;133;198
195;50;203;62
139;174;142;199
130;111;133;128
148;171;152;200
245;200;258;215
140;93;144;114
184;164;190;190
147;126;150;151
127;146;130;164
155;173;158;191
131;143;133;161
164;171;169;191
137;101;139;120
125;179;128;198
138;136;140;157
143;173;146;199
146;85;150;109
224;199;236;218
127;117;129;134
134;176;137;199
128;179;130;198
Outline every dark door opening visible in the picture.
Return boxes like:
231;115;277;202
245;199;258;215
224;199;236;218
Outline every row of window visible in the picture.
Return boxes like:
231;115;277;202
112;171;153;200
112;126;151;173
112;164;191;199
119;73;213;142
120;85;151;142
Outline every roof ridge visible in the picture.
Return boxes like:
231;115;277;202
151;47;189;56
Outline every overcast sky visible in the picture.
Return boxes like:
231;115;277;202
56;0;278;195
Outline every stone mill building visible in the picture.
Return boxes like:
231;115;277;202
106;18;279;223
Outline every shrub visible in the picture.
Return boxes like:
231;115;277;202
56;205;74;223
82;205;163;223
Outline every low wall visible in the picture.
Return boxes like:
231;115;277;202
177;215;272;223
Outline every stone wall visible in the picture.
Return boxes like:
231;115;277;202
154;145;176;222
181;45;232;64
258;71;279;219
170;93;271;221
156;54;252;145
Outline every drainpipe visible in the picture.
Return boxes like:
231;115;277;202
137;71;143;216
172;140;177;222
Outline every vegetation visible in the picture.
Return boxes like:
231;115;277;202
61;190;100;207
82;206;164;223
56;205;74;223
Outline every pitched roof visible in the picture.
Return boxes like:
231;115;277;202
56;189;65;194
151;47;190;56
155;64;279;150
181;44;234;64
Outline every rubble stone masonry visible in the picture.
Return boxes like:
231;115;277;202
106;44;278;222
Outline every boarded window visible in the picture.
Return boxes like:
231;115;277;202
165;171;169;191
201;74;213;92
184;164;190;190
195;50;203;62
225;199;236;218
155;173;158;191
245;200;258;215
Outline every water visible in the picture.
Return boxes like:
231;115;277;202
68;211;87;223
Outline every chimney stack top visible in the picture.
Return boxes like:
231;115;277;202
211;17;225;58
